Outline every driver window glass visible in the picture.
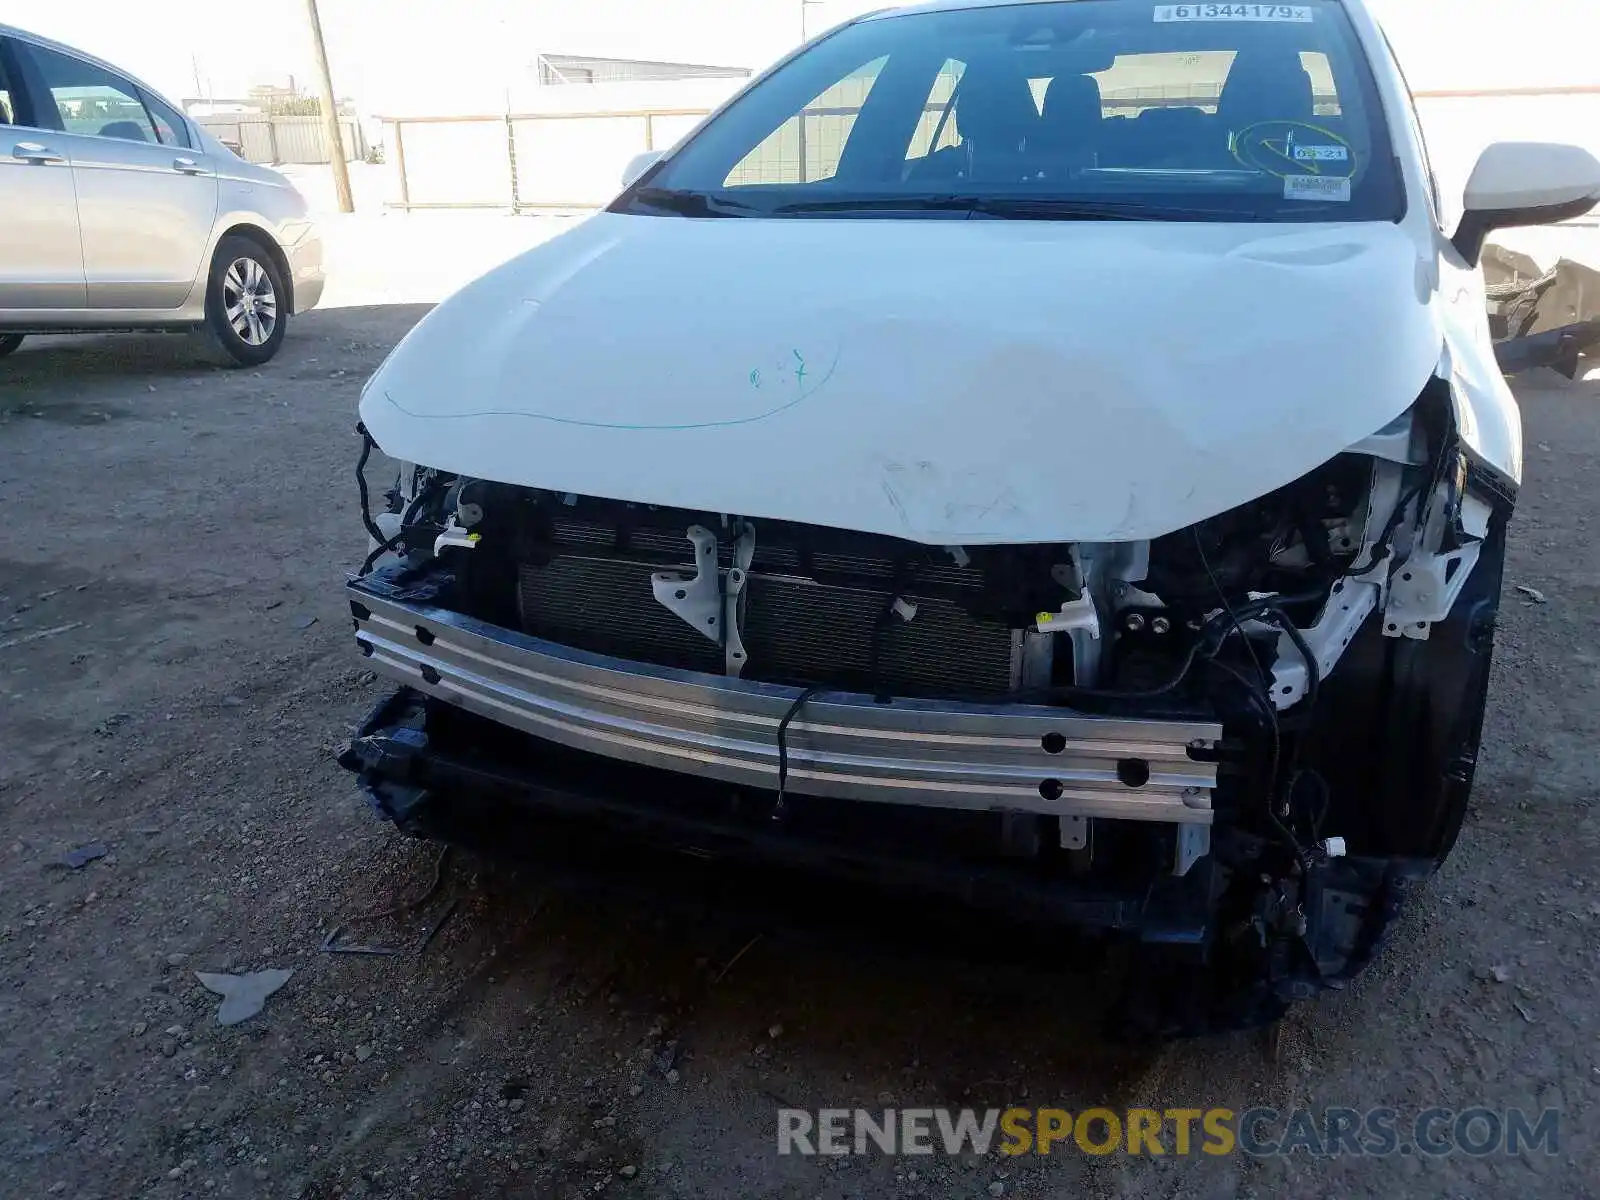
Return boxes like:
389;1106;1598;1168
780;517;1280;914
28;44;158;143
0;53;16;125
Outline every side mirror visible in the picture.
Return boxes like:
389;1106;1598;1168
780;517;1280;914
621;150;664;188
1451;142;1600;266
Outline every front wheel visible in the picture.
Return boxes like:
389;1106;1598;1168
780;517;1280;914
0;334;25;358
201;236;288;366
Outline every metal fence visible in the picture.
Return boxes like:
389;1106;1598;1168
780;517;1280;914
378;86;1600;216
193;114;368;165
381;109;710;211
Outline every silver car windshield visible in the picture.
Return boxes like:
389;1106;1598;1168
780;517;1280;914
619;0;1405;222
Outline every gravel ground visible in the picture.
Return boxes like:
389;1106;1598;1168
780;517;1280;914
1;312;1597;1200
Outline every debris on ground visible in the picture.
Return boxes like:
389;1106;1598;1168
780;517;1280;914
713;934;762;984
1485;247;1600;378
320;846;457;957
1514;585;1549;604
195;968;294;1026
60;842;108;869
652;1041;681;1077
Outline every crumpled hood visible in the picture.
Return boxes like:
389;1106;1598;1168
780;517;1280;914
361;212;1441;545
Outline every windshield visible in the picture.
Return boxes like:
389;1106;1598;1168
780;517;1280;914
617;0;1404;222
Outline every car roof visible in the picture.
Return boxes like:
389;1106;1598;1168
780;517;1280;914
0;21;182;110
863;0;1358;21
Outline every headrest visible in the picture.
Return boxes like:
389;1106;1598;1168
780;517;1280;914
1218;54;1315;128
99;121;150;142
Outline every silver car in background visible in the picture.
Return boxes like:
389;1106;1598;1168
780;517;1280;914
0;24;324;365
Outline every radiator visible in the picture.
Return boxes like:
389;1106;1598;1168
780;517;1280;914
516;554;1021;696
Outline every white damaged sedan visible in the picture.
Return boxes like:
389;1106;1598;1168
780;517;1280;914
342;0;1600;1034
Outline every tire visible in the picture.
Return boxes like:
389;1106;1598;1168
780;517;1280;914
0;334;24;358
200;235;288;367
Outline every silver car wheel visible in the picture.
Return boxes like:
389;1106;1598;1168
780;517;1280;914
222;257;279;347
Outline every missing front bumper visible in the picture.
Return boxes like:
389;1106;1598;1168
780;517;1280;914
347;571;1220;825
338;685;1217;939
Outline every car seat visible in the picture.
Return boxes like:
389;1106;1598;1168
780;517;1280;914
98;120;150;142
1033;74;1104;173
1217;53;1316;138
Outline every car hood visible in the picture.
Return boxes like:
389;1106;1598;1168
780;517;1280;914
360;212;1442;545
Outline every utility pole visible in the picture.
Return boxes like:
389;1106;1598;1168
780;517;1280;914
303;0;354;212
801;0;823;43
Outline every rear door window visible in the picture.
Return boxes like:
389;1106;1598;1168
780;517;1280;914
139;89;193;148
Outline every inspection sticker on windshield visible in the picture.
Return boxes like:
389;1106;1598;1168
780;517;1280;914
1284;175;1351;202
1293;144;1348;163
1154;4;1313;21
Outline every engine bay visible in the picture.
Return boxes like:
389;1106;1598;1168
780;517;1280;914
345;385;1510;1033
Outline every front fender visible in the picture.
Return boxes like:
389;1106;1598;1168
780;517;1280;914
1438;250;1525;488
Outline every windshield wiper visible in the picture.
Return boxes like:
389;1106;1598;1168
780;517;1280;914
771;195;1235;221
968;197;1236;221
629;187;759;218
771;194;980;215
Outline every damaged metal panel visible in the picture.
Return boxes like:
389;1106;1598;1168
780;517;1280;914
1485;243;1600;376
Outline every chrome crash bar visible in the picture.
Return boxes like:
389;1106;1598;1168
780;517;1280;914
349;583;1220;825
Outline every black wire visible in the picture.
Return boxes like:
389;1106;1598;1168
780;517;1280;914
1263;605;1322;716
359;479;445;576
1037;637;1207;702
355;424;388;550
360;532;404;577
1191;527;1324;860
1371;484;1422;568
773;686;823;820
1206;656;1281;806
1193;527;1268;683
1229;585;1330;624
1289;769;1332;840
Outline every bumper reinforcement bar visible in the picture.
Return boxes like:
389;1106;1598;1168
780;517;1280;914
348;575;1220;824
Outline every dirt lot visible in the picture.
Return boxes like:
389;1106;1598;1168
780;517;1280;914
1;310;1597;1200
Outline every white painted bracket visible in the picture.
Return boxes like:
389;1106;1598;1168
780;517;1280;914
652;525;723;644
1174;824;1210;876
1060;814;1088;851
1270;573;1382;709
1382;542;1482;641
432;519;480;556
1036;594;1102;687
722;523;756;676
